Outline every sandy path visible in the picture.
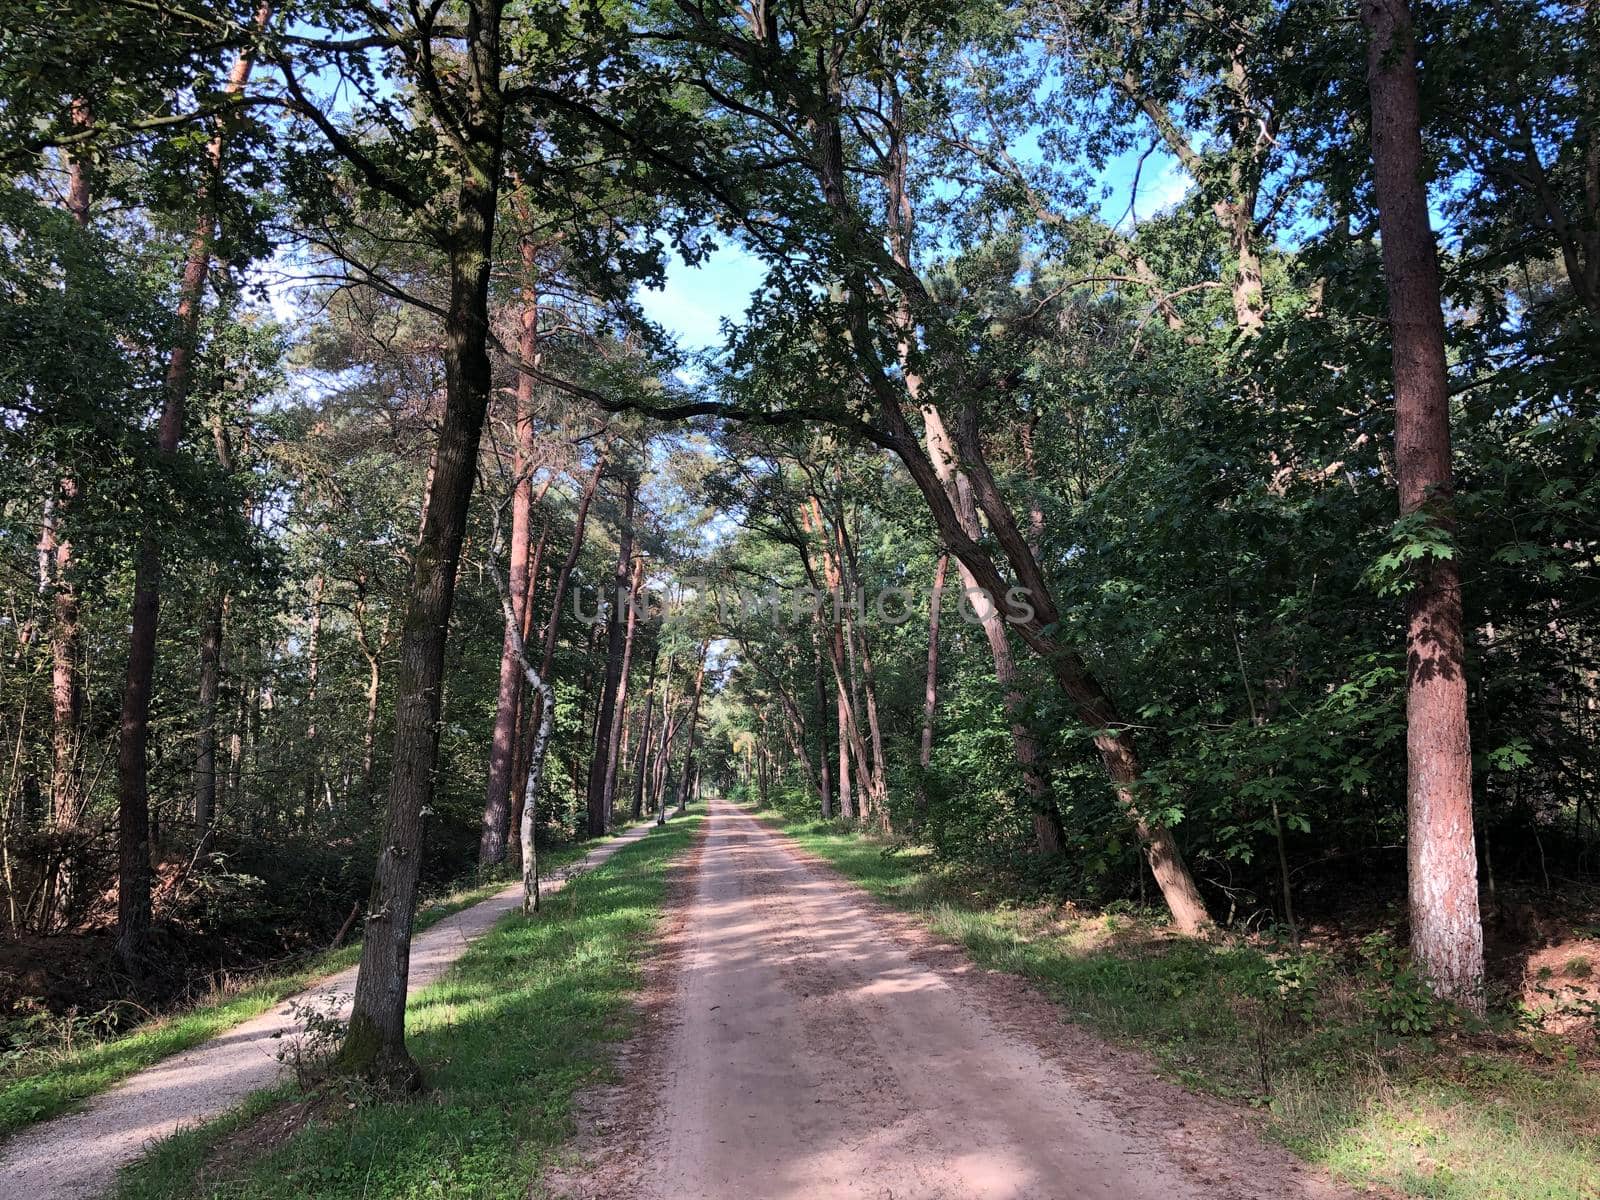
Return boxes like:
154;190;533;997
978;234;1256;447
0;820;662;1200
621;800;1360;1200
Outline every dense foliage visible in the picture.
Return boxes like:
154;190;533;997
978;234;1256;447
0;0;1594;1054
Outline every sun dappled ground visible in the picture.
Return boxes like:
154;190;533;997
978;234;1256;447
0;864;546;1138
756;806;1600;1200
110;814;703;1200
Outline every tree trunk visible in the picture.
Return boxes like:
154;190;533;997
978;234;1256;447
41;491;83;829
47;119;90;852
800;494;867;821
601;554;645;826
482;482;558;915
338;2;505;1085
194;588;224;834
479;246;544;865
1363;0;1484;1009
505;521;548;823
836;684;853;819
227;676;248;811
813;632;832;818
301;572;324;826
507;452;607;846
674;645;709;813
585;474;636;835
916;554;948;820
116;13;267;971
195;409;240;836
518;677;554;913
630;646;660;820
836;508;888;825
647;652;676;817
916;403;1061;854
871;380;1214;932
352;582;388;794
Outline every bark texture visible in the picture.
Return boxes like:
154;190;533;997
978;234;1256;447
507;452;606;845
601;554;645;825
916;553;948;820
1363;0;1485;1008
339;0;506;1088
918;402;1062;855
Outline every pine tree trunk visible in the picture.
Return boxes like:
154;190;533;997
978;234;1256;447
301;572;324;826
1363;0;1484;1009
630;648;660;821
674;646;709;813
47;120;89;852
601;555;644;825
836;510;888;824
479;246;542;864
836;685;853;819
651;664;681;820
813;633;832;818
585;474;636;835
41;493;83;828
508;454;606;845
195;413;239;838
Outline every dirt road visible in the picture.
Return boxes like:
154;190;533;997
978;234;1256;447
616;800;1356;1200
0;821;661;1200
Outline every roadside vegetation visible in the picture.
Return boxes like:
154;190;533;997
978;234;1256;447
0;834;624;1137
112;814;700;1200
756;806;1600;1200
2;0;1595;1177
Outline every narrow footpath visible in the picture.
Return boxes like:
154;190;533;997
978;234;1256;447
0;821;661;1200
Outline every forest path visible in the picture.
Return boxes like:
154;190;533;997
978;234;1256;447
0;819;662;1200
603;799;1360;1200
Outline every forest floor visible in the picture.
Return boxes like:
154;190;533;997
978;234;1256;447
744;805;1600;1200
0;817;668;1199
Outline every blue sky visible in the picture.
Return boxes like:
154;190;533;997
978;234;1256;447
265;132;1189;349
634;148;1190;354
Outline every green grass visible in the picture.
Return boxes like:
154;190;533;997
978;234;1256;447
113;812;702;1200
757;806;1600;1200
0;833;628;1138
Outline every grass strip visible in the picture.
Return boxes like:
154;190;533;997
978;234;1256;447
114;812;701;1200
0;832;631;1137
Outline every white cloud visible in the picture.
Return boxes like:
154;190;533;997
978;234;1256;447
635;243;766;353
1144;161;1193;214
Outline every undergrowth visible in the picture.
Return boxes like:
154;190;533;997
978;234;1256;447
760;807;1600;1200
0;834;622;1137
